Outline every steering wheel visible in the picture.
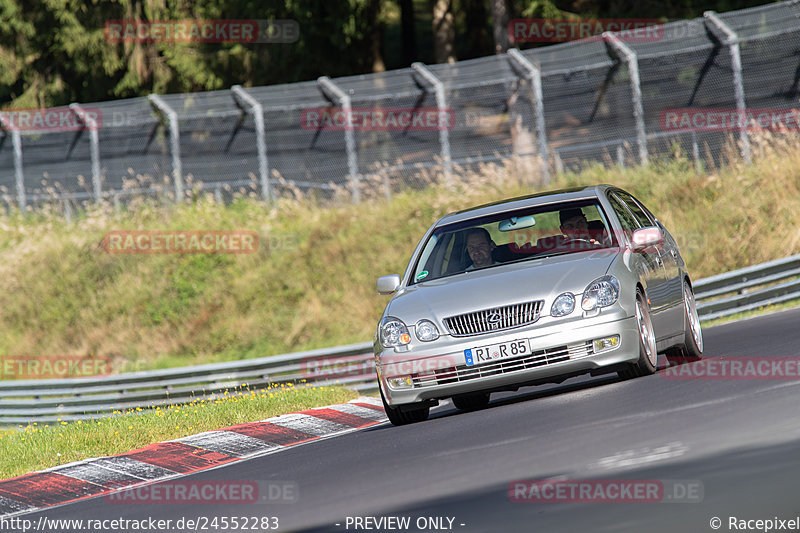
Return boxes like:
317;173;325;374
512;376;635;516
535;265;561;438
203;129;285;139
562;237;601;248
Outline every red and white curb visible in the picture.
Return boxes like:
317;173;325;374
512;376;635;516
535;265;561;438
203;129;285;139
0;397;386;517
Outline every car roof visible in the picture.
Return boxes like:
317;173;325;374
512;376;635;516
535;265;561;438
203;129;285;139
436;184;614;226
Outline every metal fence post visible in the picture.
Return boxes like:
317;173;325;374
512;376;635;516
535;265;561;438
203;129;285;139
603;32;648;166
704;11;751;164
147;94;184;201
12;130;24;211
0;114;26;211
554;150;564;175
692;131;702;173
69;103;102;202
231;85;272;203
507;48;550;184
318;76;361;203
410;63;453;185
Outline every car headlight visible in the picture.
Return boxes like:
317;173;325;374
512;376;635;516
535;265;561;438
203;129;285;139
415;319;440;342
581;275;620;311
379;316;411;348
551;293;576;317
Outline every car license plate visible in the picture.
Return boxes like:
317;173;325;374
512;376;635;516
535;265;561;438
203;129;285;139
464;339;531;366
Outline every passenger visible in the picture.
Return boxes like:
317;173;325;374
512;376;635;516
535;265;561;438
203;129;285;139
559;208;602;246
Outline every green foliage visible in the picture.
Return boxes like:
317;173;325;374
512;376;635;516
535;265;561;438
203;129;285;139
0;0;780;107
0;0;389;106
520;0;563;18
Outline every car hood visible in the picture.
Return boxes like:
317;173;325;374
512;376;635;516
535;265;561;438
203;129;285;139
387;250;617;324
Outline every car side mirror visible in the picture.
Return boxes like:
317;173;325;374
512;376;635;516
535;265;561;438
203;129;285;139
377;274;401;295
631;227;664;253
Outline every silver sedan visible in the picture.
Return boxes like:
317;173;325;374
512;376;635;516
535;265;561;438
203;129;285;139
374;184;703;425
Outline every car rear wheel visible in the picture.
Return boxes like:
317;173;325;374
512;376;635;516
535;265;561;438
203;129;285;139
667;279;704;365
380;387;430;426
619;289;658;379
452;392;490;411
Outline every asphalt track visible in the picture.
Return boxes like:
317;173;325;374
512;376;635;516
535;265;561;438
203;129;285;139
19;307;800;533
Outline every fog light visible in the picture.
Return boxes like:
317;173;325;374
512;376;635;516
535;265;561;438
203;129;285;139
593;335;620;354
388;376;413;389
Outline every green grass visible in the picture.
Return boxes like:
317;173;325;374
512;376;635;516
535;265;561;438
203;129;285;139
0;384;359;480
0;132;798;373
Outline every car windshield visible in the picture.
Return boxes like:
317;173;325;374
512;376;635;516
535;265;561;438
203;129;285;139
411;200;617;284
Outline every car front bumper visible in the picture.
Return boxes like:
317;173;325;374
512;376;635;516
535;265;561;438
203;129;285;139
376;311;640;406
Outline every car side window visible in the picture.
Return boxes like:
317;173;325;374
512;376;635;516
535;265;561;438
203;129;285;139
614;191;655;228
607;194;640;240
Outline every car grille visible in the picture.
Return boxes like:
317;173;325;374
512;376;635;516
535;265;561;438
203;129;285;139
444;300;543;337
410;341;593;388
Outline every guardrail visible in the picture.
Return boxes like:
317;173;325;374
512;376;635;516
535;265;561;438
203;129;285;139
694;253;800;321
0;342;374;426
2;254;799;425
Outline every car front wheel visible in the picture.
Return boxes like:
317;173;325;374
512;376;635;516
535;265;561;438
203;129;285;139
380;387;430;426
619;289;658;379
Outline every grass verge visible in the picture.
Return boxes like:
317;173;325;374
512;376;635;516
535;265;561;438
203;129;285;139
0;384;358;480
1;132;798;372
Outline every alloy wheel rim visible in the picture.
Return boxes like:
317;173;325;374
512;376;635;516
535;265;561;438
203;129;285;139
636;298;657;366
684;284;704;352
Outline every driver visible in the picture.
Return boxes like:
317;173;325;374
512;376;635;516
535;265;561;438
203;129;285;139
465;228;496;269
559;208;601;246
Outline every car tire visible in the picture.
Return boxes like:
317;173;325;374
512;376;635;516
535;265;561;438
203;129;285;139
667;279;704;365
452;392;490;411
380;387;429;426
618;289;658;379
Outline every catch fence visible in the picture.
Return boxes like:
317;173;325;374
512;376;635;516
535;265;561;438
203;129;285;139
0;2;799;211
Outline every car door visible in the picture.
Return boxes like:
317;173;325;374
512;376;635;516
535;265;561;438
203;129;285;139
606;192;672;340
615;191;684;339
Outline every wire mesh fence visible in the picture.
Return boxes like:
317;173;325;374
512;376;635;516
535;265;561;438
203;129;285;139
0;1;798;213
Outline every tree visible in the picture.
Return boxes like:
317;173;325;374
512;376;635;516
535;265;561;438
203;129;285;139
432;0;455;63
399;0;418;64
490;0;510;53
459;0;492;59
0;0;391;107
